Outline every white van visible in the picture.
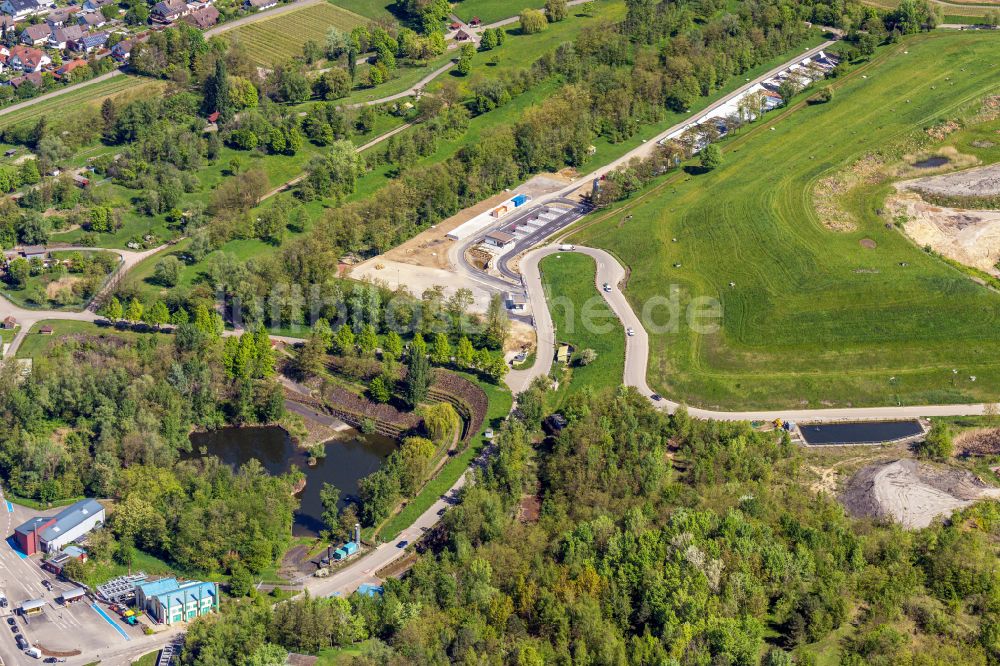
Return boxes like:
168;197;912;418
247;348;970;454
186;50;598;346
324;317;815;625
25;647;41;659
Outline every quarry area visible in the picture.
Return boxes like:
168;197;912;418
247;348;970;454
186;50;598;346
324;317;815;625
840;458;1000;529
891;162;1000;276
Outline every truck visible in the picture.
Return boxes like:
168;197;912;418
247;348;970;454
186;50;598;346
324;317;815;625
559;244;575;251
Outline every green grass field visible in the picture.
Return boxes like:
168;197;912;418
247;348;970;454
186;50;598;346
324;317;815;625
15;320;173;359
539;252;625;405
573;31;1000;410
452;0;546;24
0;75;165;132
225;1;367;67
330;0;395;20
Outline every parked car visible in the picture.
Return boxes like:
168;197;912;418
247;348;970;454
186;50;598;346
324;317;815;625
626;328;635;336
7;617;15;626
651;394;662;401
602;283;612;292
396;540;409;549
41;580;52;591
437;508;446;516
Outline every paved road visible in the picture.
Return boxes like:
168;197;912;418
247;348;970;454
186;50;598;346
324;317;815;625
341;61;456;109
1;244;166;358
514;245;992;421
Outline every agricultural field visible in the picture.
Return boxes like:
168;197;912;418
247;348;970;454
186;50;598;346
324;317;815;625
0;75;166;132
573;31;1000;410
224;1;366;67
539;252;625;407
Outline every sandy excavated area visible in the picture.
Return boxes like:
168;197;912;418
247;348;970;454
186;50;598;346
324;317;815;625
350;259;496;313
841;458;1000;529
903;162;1000;198
889;192;1000;275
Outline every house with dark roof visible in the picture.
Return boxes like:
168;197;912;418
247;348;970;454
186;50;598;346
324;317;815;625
1;0;47;20
49;24;84;50
78;11;107;28
45;6;79;26
82;0;115;11
151;0;187;22
243;0;277;9
9;70;42;88
8;45;50;72
19;22;52;46
72;30;109;52
14;499;105;555
110;37;133;60
183;4;218;28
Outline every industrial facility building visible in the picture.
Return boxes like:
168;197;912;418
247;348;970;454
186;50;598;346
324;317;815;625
14;499;105;555
135;578;219;626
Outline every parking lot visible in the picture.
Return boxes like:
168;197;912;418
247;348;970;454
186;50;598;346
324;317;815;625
0;498;146;666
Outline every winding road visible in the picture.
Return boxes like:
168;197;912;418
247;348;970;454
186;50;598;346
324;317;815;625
513;245;992;421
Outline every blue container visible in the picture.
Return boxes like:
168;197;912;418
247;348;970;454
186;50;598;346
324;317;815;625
333;548;347;560
342;541;359;556
511;193;529;207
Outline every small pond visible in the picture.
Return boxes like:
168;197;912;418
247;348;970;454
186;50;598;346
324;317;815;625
912;156;950;169
187;426;396;536
799;420;924;446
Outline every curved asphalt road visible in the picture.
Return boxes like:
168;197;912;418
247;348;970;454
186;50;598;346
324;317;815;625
513;245;991;422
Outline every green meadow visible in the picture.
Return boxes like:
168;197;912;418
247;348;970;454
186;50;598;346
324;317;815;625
573;32;1000;410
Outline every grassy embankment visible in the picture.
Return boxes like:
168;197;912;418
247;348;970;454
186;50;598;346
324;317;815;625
572;31;1000;410
539;252;625;406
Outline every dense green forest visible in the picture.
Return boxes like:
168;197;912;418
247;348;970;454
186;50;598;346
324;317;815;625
178;386;1000;665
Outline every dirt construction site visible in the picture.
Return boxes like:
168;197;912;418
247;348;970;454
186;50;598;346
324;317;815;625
890;162;1000;276
840;458;1000;529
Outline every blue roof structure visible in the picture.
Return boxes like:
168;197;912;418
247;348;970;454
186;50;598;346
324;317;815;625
136;578;217;608
39;499;103;542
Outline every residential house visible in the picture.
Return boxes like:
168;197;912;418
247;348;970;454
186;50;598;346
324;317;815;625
151;0;188;22
77;11;106;28
45;6;79;26
1;0;47;20
82;0;115;12
19;23;52;46
73;31;109;53
2;316;15;329
110;37;133;60
243;0;277;10
9;45;50;72
183;4;218;28
55;58;87;79
135;578;219;625
0;15;15;31
13;498;105;555
9;70;42;88
49;24;84;50
454;28;472;41
469;16;481;26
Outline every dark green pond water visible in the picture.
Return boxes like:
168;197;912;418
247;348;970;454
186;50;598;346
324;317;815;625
188;426;395;536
